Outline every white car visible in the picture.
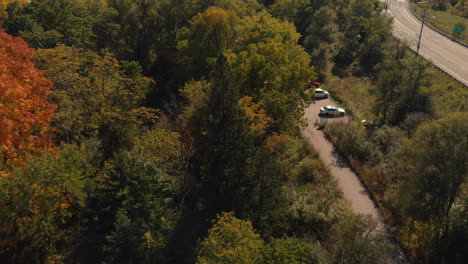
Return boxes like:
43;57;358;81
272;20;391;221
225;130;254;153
314;88;329;99
320;105;345;117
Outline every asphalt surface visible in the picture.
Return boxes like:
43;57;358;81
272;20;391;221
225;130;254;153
302;97;406;263
302;98;385;226
388;0;468;86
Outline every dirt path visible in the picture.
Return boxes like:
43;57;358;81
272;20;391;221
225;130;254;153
301;98;385;227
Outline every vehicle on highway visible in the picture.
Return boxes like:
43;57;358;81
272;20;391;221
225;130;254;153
319;105;345;117
314;88;329;99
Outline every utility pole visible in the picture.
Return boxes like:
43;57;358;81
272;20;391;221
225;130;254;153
386;0;390;13
416;6;427;56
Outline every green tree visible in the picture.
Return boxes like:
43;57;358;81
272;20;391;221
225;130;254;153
176;7;239;80
228;11;315;131
129;127;193;193
374;44;430;124
334;0;388;69
0;144;95;263
129;128;184;175
107;0;206;71
76;150;182;263
259;238;328;264
213;0;262;17
180;70;287;237
268;0;309;22
0;0;29;25
404;57;430;109
241;143;290;236
303;6;338;78
4;0;96;48
179;80;213;123
267;0;335;37
331;215;396;264
190;55;256;213
33;45;157;151
303;6;338;52
178;10;315;131
105;0;161;66
374;60;405;125
358;16;392;73
395;113;467;262
196;212;263;264
83;0;121;52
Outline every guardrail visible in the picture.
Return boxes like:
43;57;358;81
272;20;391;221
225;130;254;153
407;1;468;48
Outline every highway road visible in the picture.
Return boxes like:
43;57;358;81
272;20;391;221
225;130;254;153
388;0;468;86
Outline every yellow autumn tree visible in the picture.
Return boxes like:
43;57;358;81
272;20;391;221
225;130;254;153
239;96;272;136
197;212;264;264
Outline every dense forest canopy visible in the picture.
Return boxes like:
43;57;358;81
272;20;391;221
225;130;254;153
0;0;466;263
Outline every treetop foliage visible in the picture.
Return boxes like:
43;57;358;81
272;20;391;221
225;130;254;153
196;212;264;264
0;29;57;163
33;45;158;150
1;0;463;263
0;144;94;261
396;112;467;223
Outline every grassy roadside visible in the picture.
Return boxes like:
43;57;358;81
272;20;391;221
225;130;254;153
411;3;467;42
422;64;468;117
326;76;377;123
327;57;466;123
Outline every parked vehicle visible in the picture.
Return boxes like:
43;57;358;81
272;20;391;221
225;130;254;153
320;105;345;117
314;88;329;99
307;81;321;89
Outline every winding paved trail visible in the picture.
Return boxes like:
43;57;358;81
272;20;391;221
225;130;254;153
302;98;406;263
302;98;385;227
298;2;467;260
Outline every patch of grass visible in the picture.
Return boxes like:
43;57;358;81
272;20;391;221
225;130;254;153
423;66;468;117
326;76;377;123
325;53;466;125
411;3;468;42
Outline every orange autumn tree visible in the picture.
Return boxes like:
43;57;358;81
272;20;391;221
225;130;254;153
0;30;56;163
